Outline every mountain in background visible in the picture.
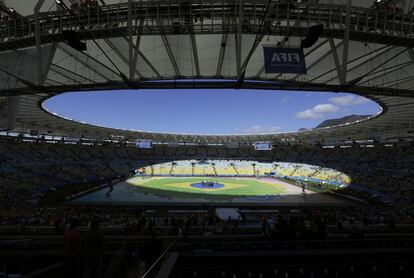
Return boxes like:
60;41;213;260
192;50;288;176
298;115;372;131
315;115;372;128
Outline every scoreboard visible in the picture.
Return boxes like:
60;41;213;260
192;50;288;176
136;140;153;149
254;142;272;151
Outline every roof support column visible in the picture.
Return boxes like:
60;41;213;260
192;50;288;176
41;43;57;85
35;0;46;86
236;0;243;79
342;0;351;84
131;17;147;78
329;38;344;84
190;32;200;77
128;0;134;81
216;33;228;77
408;48;414;62
161;34;181;77
188;2;200;77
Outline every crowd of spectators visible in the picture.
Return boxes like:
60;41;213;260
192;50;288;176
0;137;413;225
1;205;412;277
1;205;411;237
309;144;414;213
0;138;143;213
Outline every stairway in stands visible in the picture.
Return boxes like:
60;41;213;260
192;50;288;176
289;165;300;177
309;168;320;178
212;163;218;176
272;164;279;174
169;163;176;175
230;163;239;176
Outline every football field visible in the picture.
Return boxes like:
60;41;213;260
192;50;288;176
70;175;352;206
126;176;287;200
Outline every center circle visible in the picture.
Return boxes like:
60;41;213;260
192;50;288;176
191;181;225;189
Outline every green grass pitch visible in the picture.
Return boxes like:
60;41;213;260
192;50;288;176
126;176;287;200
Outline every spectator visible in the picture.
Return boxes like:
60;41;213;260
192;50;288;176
64;217;81;278
142;230;164;271
81;219;105;278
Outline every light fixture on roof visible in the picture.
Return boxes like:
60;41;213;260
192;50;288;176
301;25;324;48
55;0;62;4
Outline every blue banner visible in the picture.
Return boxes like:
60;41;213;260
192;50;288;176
263;47;307;74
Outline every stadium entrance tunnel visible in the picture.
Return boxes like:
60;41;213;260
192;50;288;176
42;88;381;135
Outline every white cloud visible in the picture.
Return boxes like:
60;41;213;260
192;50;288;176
313;104;339;113
296;103;339;119
296;95;372;120
353;96;370;104
329;95;355;106
329;95;370;106
296;109;323;119
236;125;283;134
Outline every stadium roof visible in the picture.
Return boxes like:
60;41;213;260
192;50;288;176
0;0;413;143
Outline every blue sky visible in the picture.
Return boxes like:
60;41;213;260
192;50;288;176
43;89;381;134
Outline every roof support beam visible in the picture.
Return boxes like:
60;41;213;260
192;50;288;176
353;48;414;85
71;44;124;79
235;33;242;79
41;43;58;86
236;0;243;79
44;77;68;86
131;16;145;80
161;34;181;77
346;47;408;86
341;0;352;84
187;2;200;77
293;41;344;82
329;38;344;85
190;32;200;77
48;67;83;85
216;5;232;77
216;33;229;77
272;7;305;81
138;51;162;79
238;0;275;84
35;0;46;86
50;63;97;84
237;32;265;80
408;48;414;62
312;45;390;84
57;45;112;82
105;38;142;78
381;75;414;88
129;17;162;79
358;62;412;85
128;0;134;81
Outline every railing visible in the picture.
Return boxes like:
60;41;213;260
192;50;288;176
0;1;413;50
142;241;175;278
22;262;65;278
